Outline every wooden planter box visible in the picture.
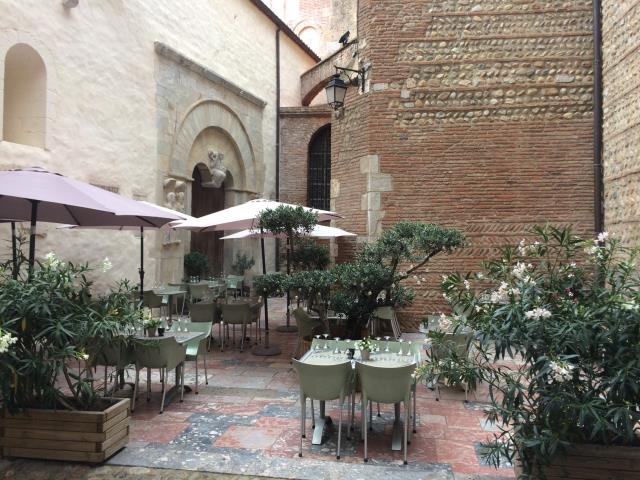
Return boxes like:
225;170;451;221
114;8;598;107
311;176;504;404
0;397;130;463
515;444;640;479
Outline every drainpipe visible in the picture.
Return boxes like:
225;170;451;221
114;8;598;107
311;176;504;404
275;27;281;272
593;0;604;234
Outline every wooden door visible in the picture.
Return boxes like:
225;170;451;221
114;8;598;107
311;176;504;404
190;167;225;276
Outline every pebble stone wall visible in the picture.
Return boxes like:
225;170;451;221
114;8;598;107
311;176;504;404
330;0;596;328
602;0;640;247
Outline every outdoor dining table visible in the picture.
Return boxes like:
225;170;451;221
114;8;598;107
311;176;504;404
300;339;422;450
152;286;188;320
133;330;206;405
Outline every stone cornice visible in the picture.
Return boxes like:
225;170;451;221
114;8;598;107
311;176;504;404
154;41;267;109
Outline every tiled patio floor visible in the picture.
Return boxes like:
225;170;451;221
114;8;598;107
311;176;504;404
108;298;515;480
2;299;515;480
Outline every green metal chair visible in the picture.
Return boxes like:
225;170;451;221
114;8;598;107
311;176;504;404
249;301;262;344
428;332;473;401
356;361;416;465
226;275;243;298
132;337;186;414
292;308;327;359
143;290;167;317
189;301;218;351
292;359;353;460
220;302;252;351
182;322;212;394
371;306;401;339
188;283;210;303
89;338;134;396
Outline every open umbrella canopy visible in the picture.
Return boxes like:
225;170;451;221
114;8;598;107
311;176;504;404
221;224;356;240
0;167;183;227
174;198;341;232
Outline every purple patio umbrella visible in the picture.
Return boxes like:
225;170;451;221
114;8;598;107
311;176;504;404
0;167;182;285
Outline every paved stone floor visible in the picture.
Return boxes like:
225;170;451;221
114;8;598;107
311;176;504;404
1;299;515;480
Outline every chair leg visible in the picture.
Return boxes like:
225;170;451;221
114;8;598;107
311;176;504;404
351;393;356;432
369;400;373;430
337;399;343;460
403;400;409;465
299;394;305;457
180;363;185;402
159;368;166;414
195;354;199;394
240;324;245;351
204;349;208;385
310;399;315;428
377;402;381;417
219;322;225;352
131;368;139;412
347;393;353;440
413;385;417;433
363;395;368;462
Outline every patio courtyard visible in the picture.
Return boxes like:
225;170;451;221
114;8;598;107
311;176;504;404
1;300;515;480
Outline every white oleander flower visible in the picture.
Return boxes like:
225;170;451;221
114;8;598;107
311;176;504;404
549;360;575;382
463;280;470;290
0;329;17;354
490;282;510;304
517;239;527;256
597;231;609;243
100;257;113;272
44;251;61;268
439;313;452;330
524;307;552;320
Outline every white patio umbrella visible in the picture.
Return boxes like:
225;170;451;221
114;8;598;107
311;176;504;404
221;224;356;240
0;167;182;279
59;202;194;302
175;199;342;356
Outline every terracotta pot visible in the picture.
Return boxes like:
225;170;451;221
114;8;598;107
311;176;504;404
361;350;371;361
146;327;157;337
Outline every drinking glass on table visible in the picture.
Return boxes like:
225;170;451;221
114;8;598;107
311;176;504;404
397;338;404;356
323;333;329;349
314;334;321;350
384;336;391;352
333;337;341;354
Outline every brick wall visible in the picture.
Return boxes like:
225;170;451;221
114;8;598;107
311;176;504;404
330;0;596;329
279;106;331;206
602;1;640;247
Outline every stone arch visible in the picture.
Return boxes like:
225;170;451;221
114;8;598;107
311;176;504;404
0;34;56;149
171;100;257;193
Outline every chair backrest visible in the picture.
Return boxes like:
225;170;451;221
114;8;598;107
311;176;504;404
293;308;326;339
356;362;416;404
431;333;472;360
190;301;216;323
90;337;134;369
249;302;262;322
292;359;352;401
373;306;395;321
182;321;212;337
189;284;210;302
220;302;251;325
134;337;186;371
143;290;164;309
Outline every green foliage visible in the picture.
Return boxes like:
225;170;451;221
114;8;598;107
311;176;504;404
441;225;640;474
253;272;288;298
292;239;330;270
184;251;208;278
231;252;255;275
257;205;318;238
332;222;464;338
0;255;139;412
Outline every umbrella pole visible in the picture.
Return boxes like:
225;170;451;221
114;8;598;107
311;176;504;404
252;230;281;356
27;200;39;280
139;226;144;304
11;221;18;280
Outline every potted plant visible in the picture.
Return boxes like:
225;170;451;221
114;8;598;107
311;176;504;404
143;310;161;337
231;252;255;275
183;251;208;280
0;253;138;463
441;225;640;478
355;337;374;361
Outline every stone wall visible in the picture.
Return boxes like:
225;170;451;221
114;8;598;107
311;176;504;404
330;0;596;329
0;0;316;290
602;1;640;247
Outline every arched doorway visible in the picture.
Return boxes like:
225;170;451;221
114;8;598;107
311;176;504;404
308;124;331;210
190;163;226;276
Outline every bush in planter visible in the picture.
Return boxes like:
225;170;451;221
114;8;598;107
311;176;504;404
440;225;640;475
231;252;255;275
184;251;208;279
0;253;139;413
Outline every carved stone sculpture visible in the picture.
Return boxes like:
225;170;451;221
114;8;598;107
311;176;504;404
207;149;227;188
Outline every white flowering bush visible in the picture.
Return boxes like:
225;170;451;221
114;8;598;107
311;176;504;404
0;254;139;412
441;225;640;475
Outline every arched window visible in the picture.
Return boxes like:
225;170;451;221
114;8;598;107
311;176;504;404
308;125;331;210
2;44;47;148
